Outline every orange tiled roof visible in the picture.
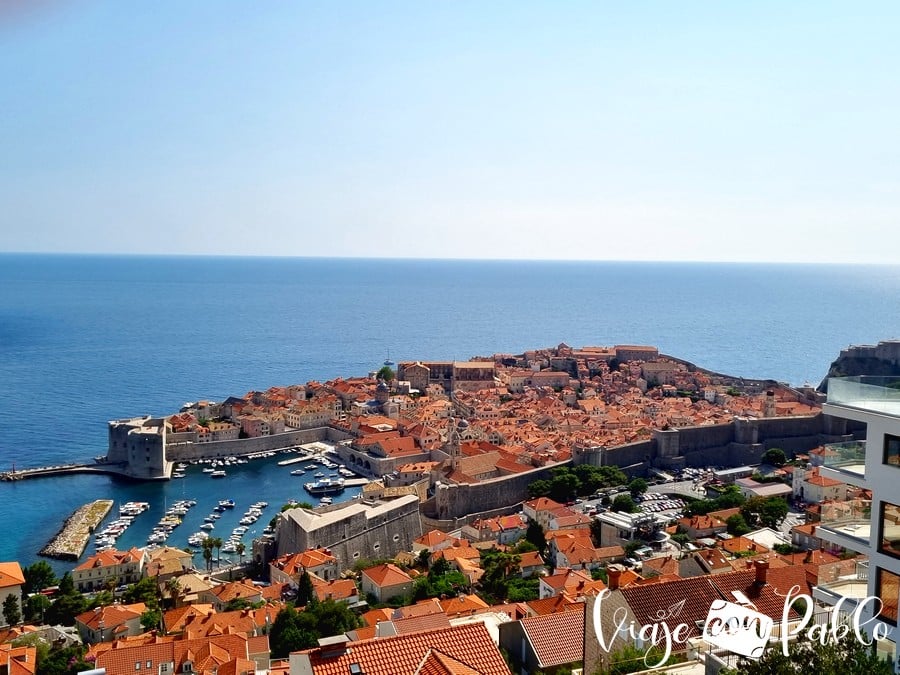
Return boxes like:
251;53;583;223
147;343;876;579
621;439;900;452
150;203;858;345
0;645;36;675
75;603;146;630
0;562;25;589
521;610;584;668
298;622;509;675
439;594;489;618
361;563;413;588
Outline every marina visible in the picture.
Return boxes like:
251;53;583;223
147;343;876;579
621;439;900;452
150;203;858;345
40;499;114;561
6;437;367;572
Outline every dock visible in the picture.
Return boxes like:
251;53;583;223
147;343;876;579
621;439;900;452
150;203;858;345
1;463;132;481
276;455;309;466
343;478;370;487
39;499;114;561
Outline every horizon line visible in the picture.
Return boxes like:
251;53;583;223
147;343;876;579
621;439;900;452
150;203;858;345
1;250;897;267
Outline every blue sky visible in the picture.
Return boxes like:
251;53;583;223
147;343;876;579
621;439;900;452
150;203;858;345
2;1;899;262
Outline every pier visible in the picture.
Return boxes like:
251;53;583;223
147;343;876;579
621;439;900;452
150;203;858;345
40;499;113;561
0;463;134;481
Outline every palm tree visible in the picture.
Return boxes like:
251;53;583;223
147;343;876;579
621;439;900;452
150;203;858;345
202;539;214;572
236;541;246;565
164;576;182;609
211;537;223;567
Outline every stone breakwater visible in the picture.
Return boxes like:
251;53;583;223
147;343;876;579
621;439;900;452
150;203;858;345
39;499;113;561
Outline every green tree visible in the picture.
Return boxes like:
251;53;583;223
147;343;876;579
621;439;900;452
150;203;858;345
525;518;547;553
24;593;51;623
726;513;752;536
140;608;161;631
376;365;395;382
741;496;789;530
236;541;246;565
527;479;552;499
57;572;75;595
122;577;159;609
761;447;788;467
297;569;317;607
549;473;581;502
612;494;639;513
22;561;57;595
3;593;21;626
269;601;360;658
720;628;892;675
628;478;648;499
164;577;183;609
202;538;214;572
269;606;317;658
210;536;224;565
43;592;87;627
479;549;521;602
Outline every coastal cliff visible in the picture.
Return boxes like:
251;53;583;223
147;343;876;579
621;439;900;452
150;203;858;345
819;340;900;390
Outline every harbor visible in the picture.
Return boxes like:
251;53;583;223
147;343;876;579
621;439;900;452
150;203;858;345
40;499;114;561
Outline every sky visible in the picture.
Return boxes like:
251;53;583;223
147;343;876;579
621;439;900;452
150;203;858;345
1;1;899;263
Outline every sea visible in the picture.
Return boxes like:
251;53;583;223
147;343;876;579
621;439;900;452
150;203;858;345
2;253;900;574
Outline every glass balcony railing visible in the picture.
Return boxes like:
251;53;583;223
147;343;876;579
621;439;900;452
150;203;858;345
818;497;872;545
815;560;870;608
827;377;900;416
821;440;866;479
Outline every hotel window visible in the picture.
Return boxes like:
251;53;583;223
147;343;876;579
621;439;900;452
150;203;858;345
880;501;900;559
877;568;900;625
885;435;900;467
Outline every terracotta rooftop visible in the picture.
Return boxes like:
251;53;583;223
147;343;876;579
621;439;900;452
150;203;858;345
296;622;509;675
521;610;585;668
0;562;25;589
361;563;413;588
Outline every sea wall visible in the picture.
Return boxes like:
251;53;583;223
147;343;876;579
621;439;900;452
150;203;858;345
165;427;352;462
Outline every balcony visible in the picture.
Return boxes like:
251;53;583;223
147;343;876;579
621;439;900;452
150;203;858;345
819;440;867;485
826;376;900;417
817;497;872;549
814;560;870;612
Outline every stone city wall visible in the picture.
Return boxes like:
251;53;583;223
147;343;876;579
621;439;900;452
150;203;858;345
433;413;833;519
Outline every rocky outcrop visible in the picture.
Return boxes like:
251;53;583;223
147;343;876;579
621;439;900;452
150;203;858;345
819;340;900;390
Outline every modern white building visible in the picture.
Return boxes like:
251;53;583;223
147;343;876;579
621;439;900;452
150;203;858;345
816;376;900;668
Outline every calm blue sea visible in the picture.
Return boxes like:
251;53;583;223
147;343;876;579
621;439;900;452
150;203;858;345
2;253;900;571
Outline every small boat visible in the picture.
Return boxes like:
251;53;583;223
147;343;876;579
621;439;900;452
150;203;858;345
218;499;235;508
304;476;346;495
199;522;215;530
319;496;333;505
291;469;305;476
211;470;227;478
202;467;215;473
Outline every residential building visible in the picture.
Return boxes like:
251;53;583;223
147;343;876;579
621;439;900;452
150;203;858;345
0;643;36;675
813;376;900;667
73;548;145;593
74;603;146;644
94;632;269;675
269;549;339;588
359;564;413;604
0;563;24;627
498;609;584;675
